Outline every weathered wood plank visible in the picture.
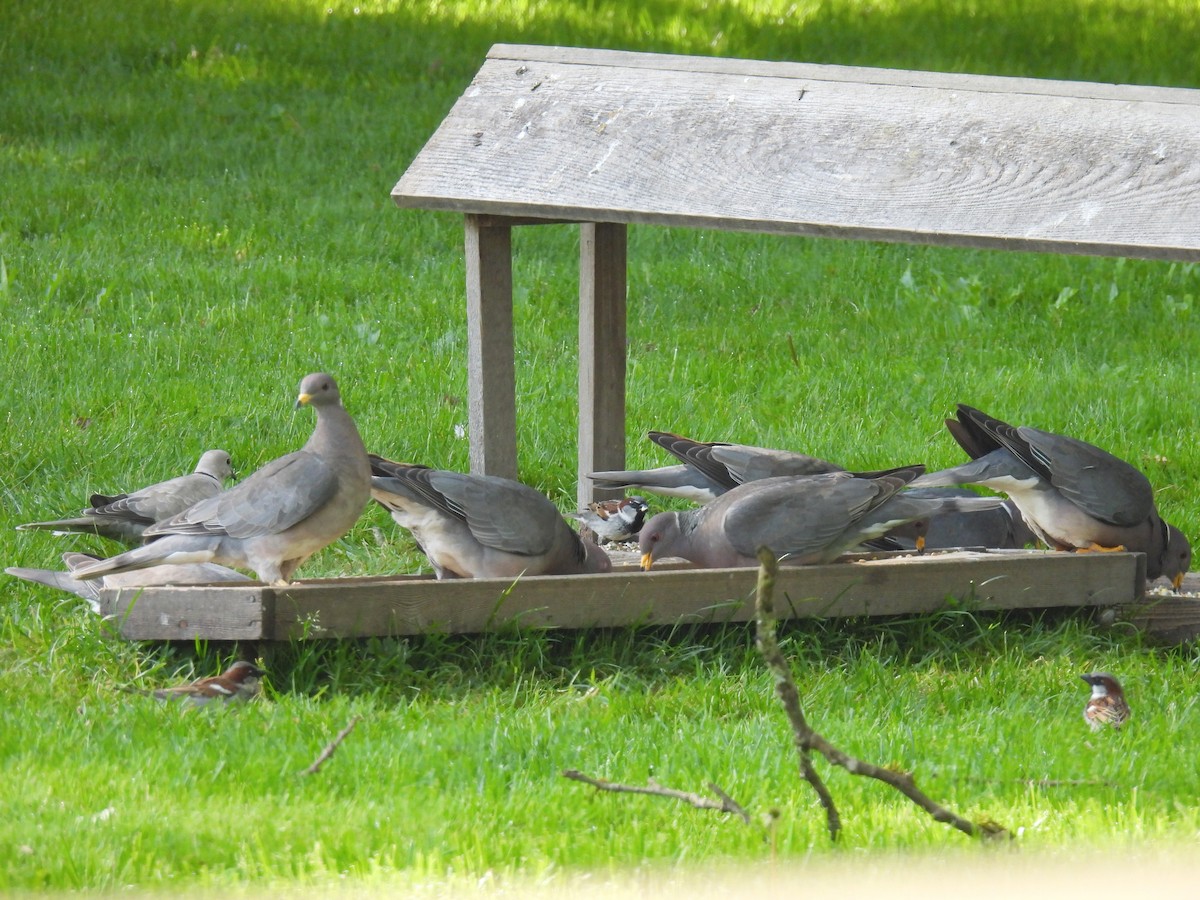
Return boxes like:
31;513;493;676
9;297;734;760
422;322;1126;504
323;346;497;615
488;44;1200;106
99;584;266;641
578;222;627;507
97;550;1142;641
464;215;518;479
1125;594;1200;645
395;47;1200;260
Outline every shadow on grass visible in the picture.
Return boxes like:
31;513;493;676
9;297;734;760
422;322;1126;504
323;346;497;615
141;604;1146;701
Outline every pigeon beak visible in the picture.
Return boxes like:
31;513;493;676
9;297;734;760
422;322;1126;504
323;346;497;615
1173;572;1185;591
295;392;314;410
640;552;654;571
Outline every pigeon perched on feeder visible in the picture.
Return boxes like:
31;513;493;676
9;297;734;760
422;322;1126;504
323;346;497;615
17;450;235;545
71;373;371;586
589;431;843;504
638;466;1003;570
911;404;1190;587
371;455;611;579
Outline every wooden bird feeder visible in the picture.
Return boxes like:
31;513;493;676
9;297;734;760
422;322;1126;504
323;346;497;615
100;45;1200;641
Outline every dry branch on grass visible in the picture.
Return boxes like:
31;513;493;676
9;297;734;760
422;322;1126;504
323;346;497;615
299;716;362;777
753;546;1011;842
562;769;751;823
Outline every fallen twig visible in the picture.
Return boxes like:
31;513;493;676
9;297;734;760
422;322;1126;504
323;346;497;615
753;552;841;840
753;546;1011;842
562;769;751;823
299;715;362;777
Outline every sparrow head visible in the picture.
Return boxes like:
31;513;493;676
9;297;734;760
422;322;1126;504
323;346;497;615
223;660;266;685
617;495;650;530
1080;671;1124;698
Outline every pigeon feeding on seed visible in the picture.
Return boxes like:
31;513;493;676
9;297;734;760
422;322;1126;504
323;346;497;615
5;551;251;614
17;449;235;545
589;430;844;504
370;455;611;579
882;488;1039;551
638;466;1004;570
71;373;371;586
911;404;1191;587
570;496;650;543
1081;672;1130;731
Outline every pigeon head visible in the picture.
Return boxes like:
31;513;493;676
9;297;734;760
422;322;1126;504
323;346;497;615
579;534;613;573
295;372;342;409
196;449;235;482
1160;523;1191;590
638;511;683;570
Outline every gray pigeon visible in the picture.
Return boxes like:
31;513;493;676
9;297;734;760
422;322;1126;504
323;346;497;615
17;449;234;544
6;551;251;614
371;455;611;579
589;431;844;503
638;467;1003;570
569;496;650;543
72;373;371;585
883;488;1039;551
911;404;1191;587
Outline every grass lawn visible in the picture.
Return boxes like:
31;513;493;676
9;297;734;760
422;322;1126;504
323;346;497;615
2;0;1200;892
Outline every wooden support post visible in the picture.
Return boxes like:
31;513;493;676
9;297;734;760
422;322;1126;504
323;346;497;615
578;222;628;508
464;214;518;480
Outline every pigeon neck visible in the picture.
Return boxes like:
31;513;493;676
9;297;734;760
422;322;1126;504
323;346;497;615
309;402;366;459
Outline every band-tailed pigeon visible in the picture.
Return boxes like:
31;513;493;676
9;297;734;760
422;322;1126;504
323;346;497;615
72;373;371;585
589;431;843;503
883;488;1039;551
639;466;1003;569
371;455;611;578
17;449;234;544
6;551;251;614
911;404;1190;587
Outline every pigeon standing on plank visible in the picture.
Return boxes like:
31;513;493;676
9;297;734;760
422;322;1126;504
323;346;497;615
589;431;844;504
17;449;234;545
638;466;1003;570
72;373;371;586
6;551;252;614
371;455;611;579
569;496;650;543
910;404;1191;587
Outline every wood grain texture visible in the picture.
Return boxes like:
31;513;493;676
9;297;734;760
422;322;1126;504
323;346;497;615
578;222;627;508
394;46;1200;260
487;45;1200;105
465;215;518;479
1125;594;1200;645
99;550;1142;641
98;584;266;641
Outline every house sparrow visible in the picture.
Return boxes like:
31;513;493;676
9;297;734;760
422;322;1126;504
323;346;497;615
570;496;650;543
1081;672;1130;731
127;661;265;707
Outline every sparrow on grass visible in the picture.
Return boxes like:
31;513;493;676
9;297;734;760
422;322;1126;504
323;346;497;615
1081;671;1130;731
126;660;265;707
